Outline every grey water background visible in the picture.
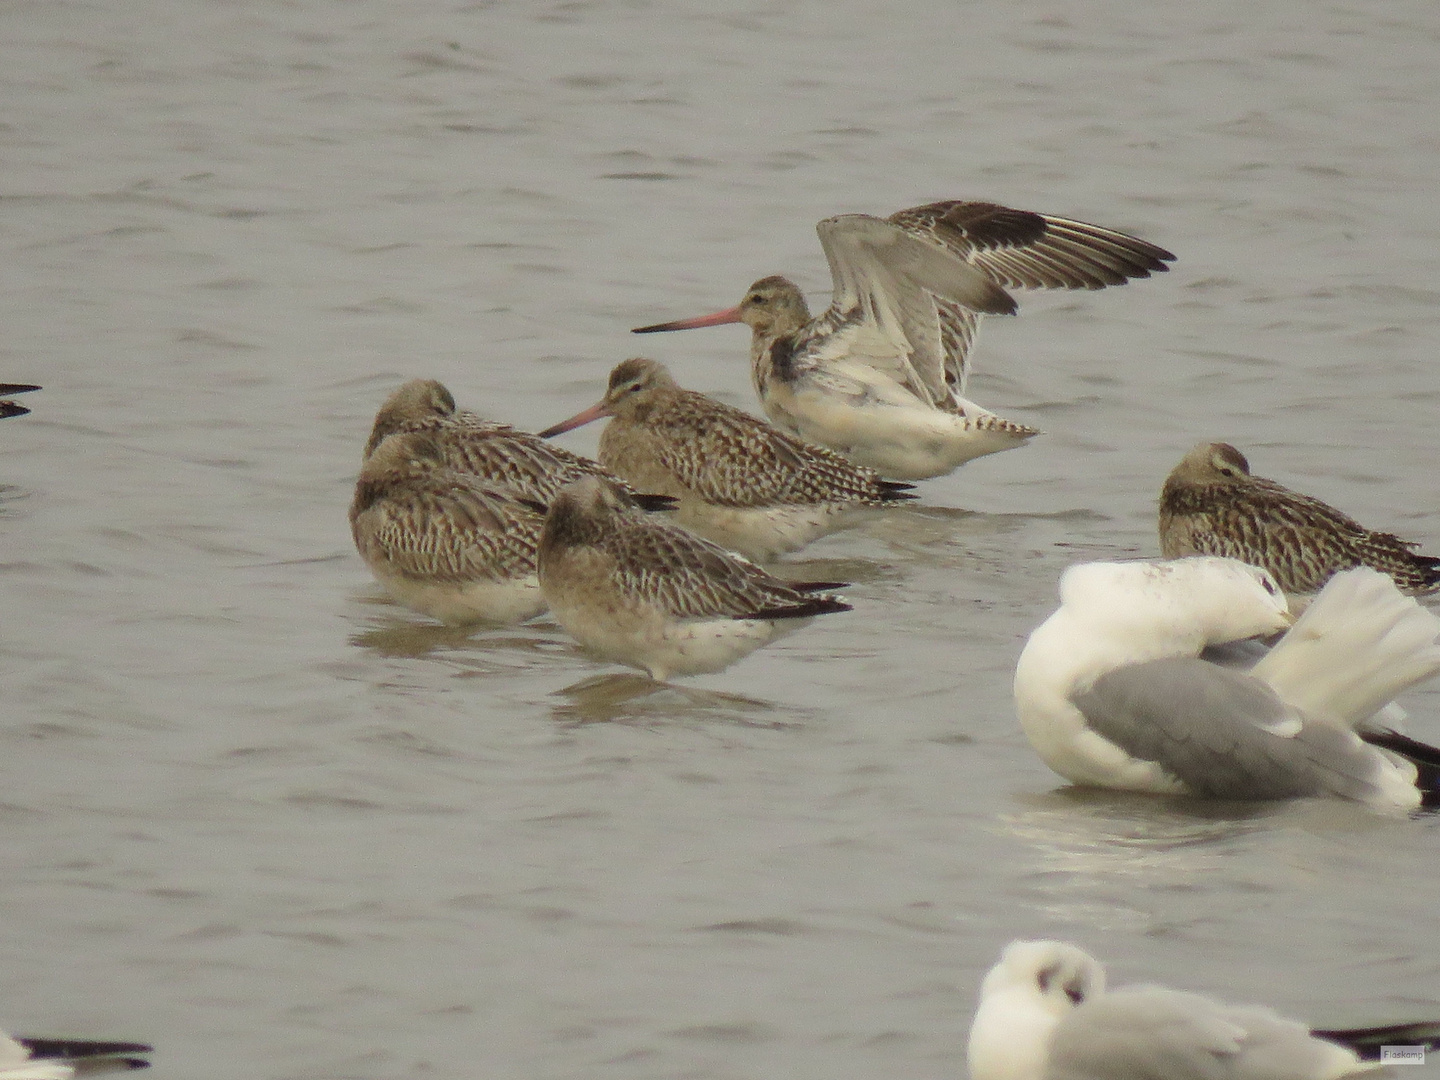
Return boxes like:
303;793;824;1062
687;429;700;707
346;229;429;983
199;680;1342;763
2;1;1439;1077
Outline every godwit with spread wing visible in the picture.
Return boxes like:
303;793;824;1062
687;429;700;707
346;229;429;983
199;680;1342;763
634;200;1174;479
536;475;851;680
350;431;548;625
363;379;674;511
0;383;40;420
1160;442;1440;598
537;357;916;560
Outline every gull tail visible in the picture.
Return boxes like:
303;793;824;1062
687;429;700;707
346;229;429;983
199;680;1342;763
1311;1019;1440;1060
1252;567;1440;727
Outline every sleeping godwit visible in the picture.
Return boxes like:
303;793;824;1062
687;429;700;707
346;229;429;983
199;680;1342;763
536;475;851;680
538;357;916;560
0;383;40;420
364;379;674;511
350;430;548;625
634;200;1173;479
1159;442;1440;598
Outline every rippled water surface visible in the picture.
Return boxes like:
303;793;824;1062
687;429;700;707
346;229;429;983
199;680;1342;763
3;2;1440;1077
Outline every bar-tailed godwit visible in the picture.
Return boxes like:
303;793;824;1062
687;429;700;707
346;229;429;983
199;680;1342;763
536;475;851;680
634;200;1173;479
1159;442;1440;597
538;357;916;560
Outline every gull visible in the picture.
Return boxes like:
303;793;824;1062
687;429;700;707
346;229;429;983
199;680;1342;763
537;357;917;560
363;378;674;511
969;939;1440;1080
536;475;851;680
0;1032;151;1079
350;430;548;625
1160;442;1440;599
632;199;1173;479
0;384;41;420
1013;558;1440;810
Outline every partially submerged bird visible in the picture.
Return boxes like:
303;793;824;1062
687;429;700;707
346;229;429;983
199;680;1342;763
363;378;674;511
0;384;41;420
969;939;1440;1080
1013;558;1440;810
634;200;1173;479
1160;442;1440;598
0;1032;151;1078
537;357;917;560
350;431;548;626
536;475;851;680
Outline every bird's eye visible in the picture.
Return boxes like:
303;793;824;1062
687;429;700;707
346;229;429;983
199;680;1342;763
1262;578;1278;596
1065;984;1085;1005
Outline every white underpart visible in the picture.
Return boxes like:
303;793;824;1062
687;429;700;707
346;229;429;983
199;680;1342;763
1014;559;1293;793
545;591;807;681
0;1035;73;1080
676;500;862;562
373;568;545;626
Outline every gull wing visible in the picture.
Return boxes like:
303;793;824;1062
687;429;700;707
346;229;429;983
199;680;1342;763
1050;987;1373;1080
1071;657;1407;803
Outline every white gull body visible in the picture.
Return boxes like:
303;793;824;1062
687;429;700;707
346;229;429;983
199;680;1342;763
1013;559;1440;809
969;939;1439;1080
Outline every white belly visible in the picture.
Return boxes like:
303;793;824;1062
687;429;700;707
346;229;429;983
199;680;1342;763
677;500;856;561
373;569;546;626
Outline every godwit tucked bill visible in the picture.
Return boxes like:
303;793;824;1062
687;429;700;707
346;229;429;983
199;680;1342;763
1013;558;1440;809
0;383;41;420
538;357;916;560
536;475;851;680
351;431;548;626
1159;441;1440;599
969;939;1440;1080
634;199;1174;479
0;1031;152;1078
363;378;674;511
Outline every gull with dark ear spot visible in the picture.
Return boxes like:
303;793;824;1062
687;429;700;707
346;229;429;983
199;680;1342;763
1160;441;1440;599
536;475;851;680
1015;558;1440;810
632;199;1172;479
0;1031;152;1078
0;384;41;420
363;378;676;512
350;431;549;626
969;940;1440;1080
538;357;917;561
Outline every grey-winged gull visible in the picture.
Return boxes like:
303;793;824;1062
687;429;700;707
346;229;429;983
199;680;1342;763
968;939;1440;1080
1013;558;1440;809
1159;442;1440;598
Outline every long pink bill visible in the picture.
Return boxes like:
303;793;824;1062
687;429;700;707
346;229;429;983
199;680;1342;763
632;305;743;334
537;401;613;439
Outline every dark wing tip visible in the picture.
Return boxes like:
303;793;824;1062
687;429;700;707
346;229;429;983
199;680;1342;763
17;1039;155;1059
631;493;680;513
1313;1021;1440;1059
877;480;920;502
787;580;851;593
0;402;32;419
0;383;41;395
746;596;852;620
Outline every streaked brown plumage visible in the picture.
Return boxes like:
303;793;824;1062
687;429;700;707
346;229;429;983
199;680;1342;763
350;430;547;625
363;378;671;509
537;475;851;679
538;357;916;559
1159;442;1440;596
632;199;1172;479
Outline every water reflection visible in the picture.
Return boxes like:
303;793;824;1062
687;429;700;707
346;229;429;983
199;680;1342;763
549;672;810;728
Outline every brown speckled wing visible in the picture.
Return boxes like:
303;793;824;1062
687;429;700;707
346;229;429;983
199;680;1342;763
651;391;890;508
604;513;841;620
356;477;542;583
888;200;1175;292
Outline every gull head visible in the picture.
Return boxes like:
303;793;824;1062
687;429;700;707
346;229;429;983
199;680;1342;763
969;940;1106;1080
1058;558;1291;648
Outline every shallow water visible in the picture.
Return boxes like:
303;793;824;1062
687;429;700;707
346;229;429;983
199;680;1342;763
2;1;1440;1077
